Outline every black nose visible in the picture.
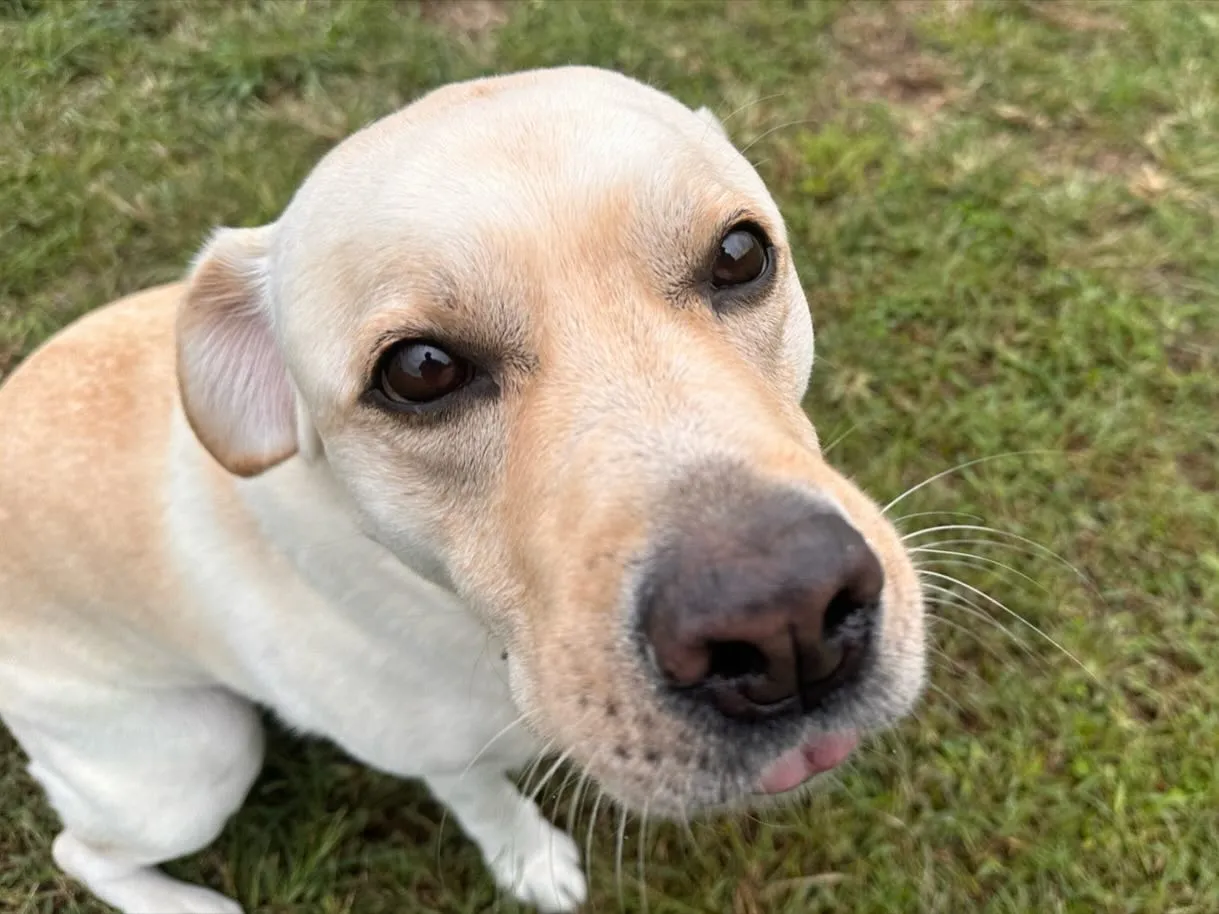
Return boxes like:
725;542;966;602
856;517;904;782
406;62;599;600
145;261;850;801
640;489;884;722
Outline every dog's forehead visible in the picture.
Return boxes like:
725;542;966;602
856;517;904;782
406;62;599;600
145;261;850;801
276;69;779;271
269;69;790;401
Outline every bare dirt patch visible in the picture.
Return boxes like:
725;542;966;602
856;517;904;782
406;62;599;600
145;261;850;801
1023;0;1125;34
1165;327;1218;376
1176;452;1216;494
831;3;964;138
418;0;510;40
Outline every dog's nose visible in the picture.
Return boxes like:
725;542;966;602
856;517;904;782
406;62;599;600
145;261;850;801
640;494;884;721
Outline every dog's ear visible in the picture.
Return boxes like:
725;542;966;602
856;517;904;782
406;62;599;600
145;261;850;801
176;224;299;478
694;105;730;140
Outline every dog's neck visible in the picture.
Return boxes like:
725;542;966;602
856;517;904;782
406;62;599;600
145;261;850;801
171;405;467;631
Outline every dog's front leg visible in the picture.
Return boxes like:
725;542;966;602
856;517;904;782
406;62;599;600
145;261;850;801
425;766;587;913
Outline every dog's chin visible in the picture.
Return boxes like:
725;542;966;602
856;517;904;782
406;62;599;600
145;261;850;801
577;727;865;822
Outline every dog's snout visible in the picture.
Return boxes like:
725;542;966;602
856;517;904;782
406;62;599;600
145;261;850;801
641;491;884;722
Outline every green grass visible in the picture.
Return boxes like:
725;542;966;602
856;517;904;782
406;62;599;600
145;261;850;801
2;0;1216;911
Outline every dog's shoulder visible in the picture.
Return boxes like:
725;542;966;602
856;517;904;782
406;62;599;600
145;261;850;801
0;282;184;435
0;284;184;622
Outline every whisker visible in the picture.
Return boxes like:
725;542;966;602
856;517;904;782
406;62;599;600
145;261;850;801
547;758;582;823
585;786;606;891
893;509;985;527
926;680;972;716
882;450;1057;515
925;596;1032;653
912;549;1050;595
925;611;1035;681
565;755;599;841
820;423;858;456
739;116;822;154
678;797;698;849
901;523;1098;596
909;534;1099;598
526;750;573;810
918;570;1096;679
920;582;1038;652
515;739;555;798
462;712;534;776
637;800;651;914
924;641;963;673
615;805;629;911
742;808;780;829
432;804;451;897
720;91;787;127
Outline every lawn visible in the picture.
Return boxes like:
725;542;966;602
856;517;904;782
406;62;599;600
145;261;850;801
1;1;1216;912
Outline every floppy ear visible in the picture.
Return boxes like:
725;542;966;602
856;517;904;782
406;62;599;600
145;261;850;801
176;224;298;478
694;105;730;140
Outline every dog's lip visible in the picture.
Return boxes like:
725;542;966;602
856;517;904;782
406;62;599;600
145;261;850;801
755;730;859;795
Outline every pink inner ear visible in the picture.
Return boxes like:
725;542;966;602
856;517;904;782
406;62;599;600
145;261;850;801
179;270;298;477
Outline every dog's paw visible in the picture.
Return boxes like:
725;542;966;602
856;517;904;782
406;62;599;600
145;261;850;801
85;875;243;914
487;816;587;913
54;832;244;914
109;882;244;914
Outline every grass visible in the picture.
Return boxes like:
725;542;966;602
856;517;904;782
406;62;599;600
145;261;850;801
1;0;1216;911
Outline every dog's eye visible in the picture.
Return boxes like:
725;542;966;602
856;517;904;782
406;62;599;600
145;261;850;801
711;225;770;289
378;341;473;405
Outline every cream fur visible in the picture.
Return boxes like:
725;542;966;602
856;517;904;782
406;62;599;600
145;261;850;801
0;67;924;914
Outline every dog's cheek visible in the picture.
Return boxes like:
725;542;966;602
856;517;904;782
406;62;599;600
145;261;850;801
779;282;815;403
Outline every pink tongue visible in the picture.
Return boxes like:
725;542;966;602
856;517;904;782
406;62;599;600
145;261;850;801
757;732;859;794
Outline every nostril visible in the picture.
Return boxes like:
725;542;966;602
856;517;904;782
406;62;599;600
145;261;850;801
823;587;871;640
706;640;768;682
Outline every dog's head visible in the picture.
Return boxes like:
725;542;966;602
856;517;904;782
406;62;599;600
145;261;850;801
177;66;925;815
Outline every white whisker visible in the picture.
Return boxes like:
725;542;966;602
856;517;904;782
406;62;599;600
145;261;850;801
637;800;651;914
739;116;821;154
911;548;1049;594
901;523;1098;595
515;739;555;798
565;755;598;840
925;609;1034;673
926;680;971;715
920;582;1038;652
918;570;1096;679
585;786;606;890
820;423;858;455
547;758;581;823
615;805;629;911
720;91;787;127
883;450;1056;515
462;713;533;776
526;750;572;809
893;509;985;526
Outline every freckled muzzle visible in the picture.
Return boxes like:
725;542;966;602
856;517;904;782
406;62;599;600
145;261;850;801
497;331;924;812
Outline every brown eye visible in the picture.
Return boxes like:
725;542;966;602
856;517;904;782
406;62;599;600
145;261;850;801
712;226;770;289
378;341;473;405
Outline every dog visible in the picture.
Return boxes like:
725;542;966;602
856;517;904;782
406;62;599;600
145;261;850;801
0;66;926;913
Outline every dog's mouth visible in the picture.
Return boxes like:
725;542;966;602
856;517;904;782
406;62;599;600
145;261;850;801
755;729;858;795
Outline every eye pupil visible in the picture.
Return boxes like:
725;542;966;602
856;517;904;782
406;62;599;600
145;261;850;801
712;227;769;288
379;342;472;405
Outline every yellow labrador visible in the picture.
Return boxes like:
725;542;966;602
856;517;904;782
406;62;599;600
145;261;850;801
0;66;925;913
